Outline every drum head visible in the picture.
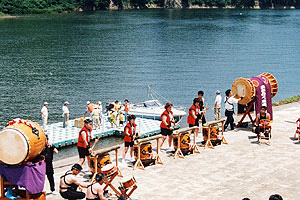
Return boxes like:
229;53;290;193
0;128;28;165
101;163;114;171
232;78;255;105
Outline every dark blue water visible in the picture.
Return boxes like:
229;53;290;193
0;9;300;128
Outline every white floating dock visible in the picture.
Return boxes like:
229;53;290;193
46;116;161;147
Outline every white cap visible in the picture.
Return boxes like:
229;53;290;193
97;101;102;104
43;102;48;105
87;101;91;105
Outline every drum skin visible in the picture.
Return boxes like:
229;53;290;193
202;125;220;141
89;153;111;173
100;164;117;176
134;142;153;161
0;120;46;165
232;78;255;105
173;133;191;150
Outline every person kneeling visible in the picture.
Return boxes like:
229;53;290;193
252;106;271;138
60;164;88;200
86;173;109;200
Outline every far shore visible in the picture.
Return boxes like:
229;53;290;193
0;15;18;19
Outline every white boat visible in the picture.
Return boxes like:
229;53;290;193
129;99;186;121
128;85;186;121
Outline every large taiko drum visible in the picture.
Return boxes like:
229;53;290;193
173;132;191;150
89;153;111;173
0;119;46;165
133;142;153;161
232;73;278;105
202;124;220;141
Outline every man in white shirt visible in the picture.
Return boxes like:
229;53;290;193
214;90;222;120
62;101;70;128
41;102;48;132
224;89;241;131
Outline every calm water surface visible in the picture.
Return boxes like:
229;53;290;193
0;9;300;158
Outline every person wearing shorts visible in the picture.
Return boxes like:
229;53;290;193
158;102;175;152
187;98;201;138
122;115;137;164
77;119;93;166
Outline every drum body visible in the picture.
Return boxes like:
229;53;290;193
0;119;46;165
100;164;117;176
259;73;278;98
173;132;191;150
121;177;136;190
133;142;153;161
202;125;220;141
89;153;111;173
232;73;278;105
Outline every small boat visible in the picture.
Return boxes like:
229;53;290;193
129;99;186;121
128;85;186;121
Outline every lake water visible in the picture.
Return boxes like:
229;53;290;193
0;9;300;158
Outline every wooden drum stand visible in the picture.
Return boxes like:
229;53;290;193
133;135;163;170
203;119;228;149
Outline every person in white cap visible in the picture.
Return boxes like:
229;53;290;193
96;101;103;125
214;90;222;120
41;102;48;132
62;101;70;128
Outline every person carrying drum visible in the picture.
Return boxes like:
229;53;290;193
122;115;137;164
86;173;111;200
187;98;201;139
252;106;271;137
159;102;175;152
224;89;241;131
77;119;94;166
59;164;88;200
197;91;207;125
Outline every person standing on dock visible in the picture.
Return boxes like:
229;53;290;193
77;119;93;166
214;90;222;120
197;91;207;125
62;101;70;128
224;89;241;131
124;99;130;122
41;102;48;132
84;101;95;119
159;102;175;152
122;115;137;164
96;101;103;125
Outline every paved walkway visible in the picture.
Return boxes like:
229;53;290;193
46;102;300;200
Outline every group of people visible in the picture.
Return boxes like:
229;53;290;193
40;99;131;131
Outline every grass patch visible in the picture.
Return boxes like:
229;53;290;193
0;12;5;16
273;95;300;106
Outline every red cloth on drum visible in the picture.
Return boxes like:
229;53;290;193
77;126;92;148
0;161;46;194
123;122;136;142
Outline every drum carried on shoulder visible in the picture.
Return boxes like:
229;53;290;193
0;119;46;165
